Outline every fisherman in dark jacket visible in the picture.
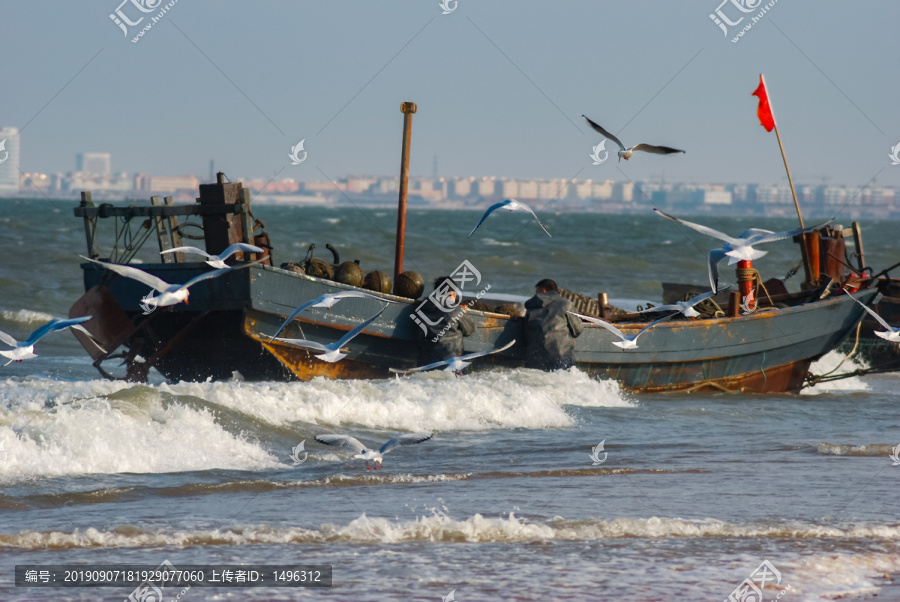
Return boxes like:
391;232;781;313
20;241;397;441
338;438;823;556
524;279;583;370
414;277;476;364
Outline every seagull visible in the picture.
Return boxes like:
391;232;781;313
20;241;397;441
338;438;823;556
583;115;685;161
83;256;254;308
0;316;92;365
637;286;731;319
569;311;676;350
443;590;457;602
844;289;900;342
161;243;264;269
390;340;516;376
315;432;433;469
272;306;387;362
269;292;398;341
468;199;551;238
653;209;818;294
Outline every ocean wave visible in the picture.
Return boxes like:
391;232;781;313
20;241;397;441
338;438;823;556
0;309;55;324
802;350;871;394
0;371;631;478
817;442;897;457
3;514;900;549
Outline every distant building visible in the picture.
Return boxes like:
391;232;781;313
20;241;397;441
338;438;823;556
146;175;199;193
0;127;20;192
76;152;111;176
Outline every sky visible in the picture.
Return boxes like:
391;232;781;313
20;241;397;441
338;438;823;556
2;0;899;188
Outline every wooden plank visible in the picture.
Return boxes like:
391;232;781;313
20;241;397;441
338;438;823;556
73;203;243;218
151;195;174;263
164;196;185;263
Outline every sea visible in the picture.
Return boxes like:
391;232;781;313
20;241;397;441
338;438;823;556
0;196;899;601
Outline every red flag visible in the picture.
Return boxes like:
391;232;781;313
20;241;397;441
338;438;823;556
752;74;776;132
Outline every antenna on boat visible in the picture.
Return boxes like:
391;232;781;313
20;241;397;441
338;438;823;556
394;102;416;283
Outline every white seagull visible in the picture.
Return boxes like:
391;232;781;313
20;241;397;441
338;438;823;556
637;286;731;319
653;209;817;294
390;340;516;376
269;292;397;341
272;306;387;362
83;256;251;308
315;432;433;469
0;316;92;365
583;115;685;162
844;289;900;342
161;243;264;269
468;199;551;238
569;311;676;350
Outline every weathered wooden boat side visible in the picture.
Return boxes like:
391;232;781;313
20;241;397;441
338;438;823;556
574;289;877;392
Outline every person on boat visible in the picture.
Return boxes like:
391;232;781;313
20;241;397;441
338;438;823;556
414;276;476;364
524;279;583;370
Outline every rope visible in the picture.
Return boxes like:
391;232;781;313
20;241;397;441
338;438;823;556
815;320;863;379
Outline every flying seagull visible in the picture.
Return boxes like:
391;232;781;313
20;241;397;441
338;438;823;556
271;306;387;362
390;340;516;376
269;292;397;341
161;242;264;269
583;115;685;161
0;316;92;365
653;209;819;294
844;289;900;342
83;256;256;308
468;199;551;238
637;286;731;319
569;311;675;350
314;432;433;469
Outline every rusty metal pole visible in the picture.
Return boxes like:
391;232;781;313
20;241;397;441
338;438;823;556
394;102;416;282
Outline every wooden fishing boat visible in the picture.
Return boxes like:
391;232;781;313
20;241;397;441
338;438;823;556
69;176;879;393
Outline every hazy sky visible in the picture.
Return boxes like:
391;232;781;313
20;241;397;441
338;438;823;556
3;1;899;188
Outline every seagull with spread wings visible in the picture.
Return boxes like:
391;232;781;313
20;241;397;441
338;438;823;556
638;286;731;319
271;306;387;362
583;115;685;162
569;311;675;350
468;199;551;238
269;292;397;341
315;432;433;469
0;316;93;365
83;256;255;308
161;242;263;269
390;340;515;376
844;289;900;342
653;209;819;294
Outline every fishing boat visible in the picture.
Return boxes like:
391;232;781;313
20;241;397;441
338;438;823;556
67;103;880;393
68;173;880;393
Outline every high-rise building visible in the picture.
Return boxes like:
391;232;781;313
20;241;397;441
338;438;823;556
0;127;20;192
76;152;111;176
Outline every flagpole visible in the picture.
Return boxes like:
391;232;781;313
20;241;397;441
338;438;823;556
757;74;813;284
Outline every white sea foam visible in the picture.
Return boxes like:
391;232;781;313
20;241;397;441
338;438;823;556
3;514;900;549
0;378;280;479
802;350;871;394
0;309;55;324
0;370;631;478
